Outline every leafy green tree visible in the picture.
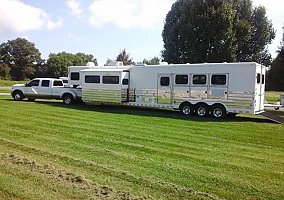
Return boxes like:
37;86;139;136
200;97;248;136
267;28;284;91
162;0;275;65
0;63;11;79
143;57;160;65
116;49;135;65
45;52;97;77
0;38;41;80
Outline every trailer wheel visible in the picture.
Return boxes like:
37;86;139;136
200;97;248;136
179;103;193;115
12;91;24;101
62;94;73;105
211;104;226;118
195;103;209;117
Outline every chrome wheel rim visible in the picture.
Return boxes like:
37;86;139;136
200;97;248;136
213;108;222;118
182;106;191;115
14;93;21;100
197;107;206;116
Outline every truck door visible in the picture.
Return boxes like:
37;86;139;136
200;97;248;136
23;79;40;98
157;74;172;104
208;74;228;100
39;80;51;98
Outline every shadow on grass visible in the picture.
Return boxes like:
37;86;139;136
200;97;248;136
1;96;275;123
7;98;273;124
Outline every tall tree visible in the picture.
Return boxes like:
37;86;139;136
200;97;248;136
143;57;160;65
45;52;98;78
162;0;275;65
0;38;41;80
267;27;284;91
116;49;135;65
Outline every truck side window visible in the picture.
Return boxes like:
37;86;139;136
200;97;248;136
102;76;119;84
71;72;79;80
211;75;226;85
41;80;50;87
85;75;100;83
27;80;39;87
53;81;63;87
160;77;170;86
175;75;188;84
193;75;206;84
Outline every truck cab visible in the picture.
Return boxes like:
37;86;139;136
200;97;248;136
11;78;81;104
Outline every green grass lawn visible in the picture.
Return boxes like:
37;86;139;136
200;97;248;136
0;95;283;200
265;91;283;104
0;80;26;93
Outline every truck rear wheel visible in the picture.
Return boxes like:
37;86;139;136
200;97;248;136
63;94;73;105
13;91;24;101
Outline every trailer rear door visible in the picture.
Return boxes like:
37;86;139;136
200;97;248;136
255;65;265;112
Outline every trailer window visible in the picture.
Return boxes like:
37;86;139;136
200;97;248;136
53;80;63;87
175;75;188;84
85;75;100;83
122;79;129;85
262;74;265;84
71;72;79;80
160;77;170;86
211;75;226;85
193;75;206;84
41;80;50;87
257;73;261;84
103;76;119;84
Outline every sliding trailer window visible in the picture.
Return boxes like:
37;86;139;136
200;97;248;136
211;74;226;85
71;72;79;80
193;75;207;85
175;75;188;85
102;76;119;84
85;75;100;83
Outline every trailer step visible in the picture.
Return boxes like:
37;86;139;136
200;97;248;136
259;112;284;124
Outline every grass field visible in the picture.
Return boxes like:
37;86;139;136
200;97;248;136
0;95;283;200
0;80;26;93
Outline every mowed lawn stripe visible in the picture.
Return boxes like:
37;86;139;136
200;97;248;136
0;96;283;199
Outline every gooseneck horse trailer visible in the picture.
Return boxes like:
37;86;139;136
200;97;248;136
77;62;265;118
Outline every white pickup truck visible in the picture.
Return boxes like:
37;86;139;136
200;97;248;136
11;78;81;104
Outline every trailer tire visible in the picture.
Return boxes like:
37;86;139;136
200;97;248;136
195;103;209;117
179;103;193;115
12;90;24;101
211;104;226;118
62;94;73;105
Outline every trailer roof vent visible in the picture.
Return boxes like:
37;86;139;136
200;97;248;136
160;62;168;65
86;62;95;66
107;61;124;66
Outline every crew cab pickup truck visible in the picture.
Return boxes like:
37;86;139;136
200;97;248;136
11;78;81;104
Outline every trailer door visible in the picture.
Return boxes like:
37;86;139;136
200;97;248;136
208;74;228;99
255;65;265;112
157;74;172;104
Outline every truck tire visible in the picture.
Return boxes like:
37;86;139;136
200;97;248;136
62;94;73;105
195;103;209;117
211;104;226;118
13;91;24;101
179;103;193;115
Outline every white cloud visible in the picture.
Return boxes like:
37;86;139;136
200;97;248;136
0;0;62;35
66;0;83;18
88;0;172;28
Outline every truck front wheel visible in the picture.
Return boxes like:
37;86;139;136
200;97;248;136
62;94;73;105
13;91;24;101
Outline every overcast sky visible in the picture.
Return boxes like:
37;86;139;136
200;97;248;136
0;0;283;65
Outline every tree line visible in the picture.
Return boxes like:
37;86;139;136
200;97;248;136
0;0;283;90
